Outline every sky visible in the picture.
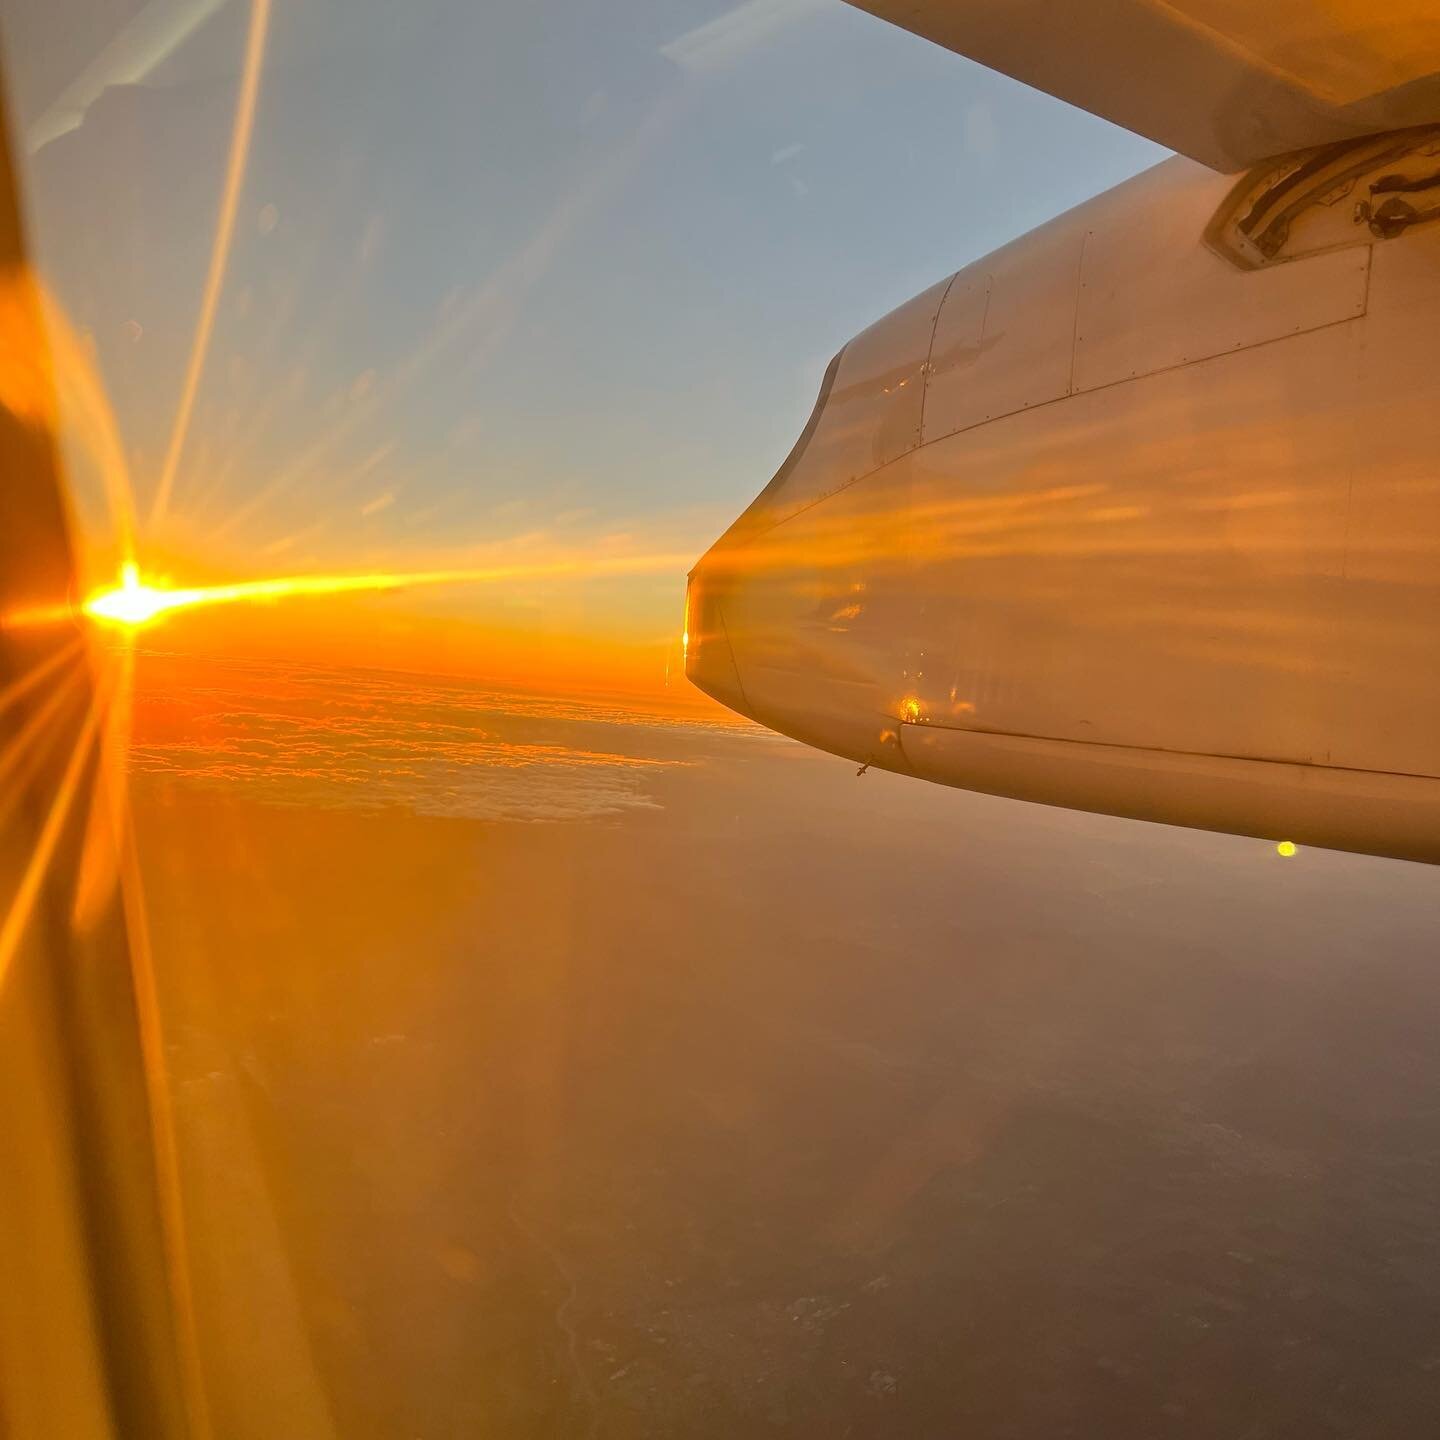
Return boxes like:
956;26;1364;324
7;0;1164;695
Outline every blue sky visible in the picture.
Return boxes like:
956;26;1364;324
17;0;1165;640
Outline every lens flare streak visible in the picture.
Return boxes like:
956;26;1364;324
0;680;106;993
149;0;273;525
65;552;694;630
0;657;87;808
0;635;83;717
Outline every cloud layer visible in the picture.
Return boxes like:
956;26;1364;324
129;654;740;822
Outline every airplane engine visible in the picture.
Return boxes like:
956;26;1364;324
688;148;1440;863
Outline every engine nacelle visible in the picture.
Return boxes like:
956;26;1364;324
688;152;1440;864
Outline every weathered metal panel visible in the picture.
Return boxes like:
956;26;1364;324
756;278;950;528
1073;160;1371;393
921;224;1083;442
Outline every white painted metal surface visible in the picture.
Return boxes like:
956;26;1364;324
1073;162;1371;393
754;278;950;529
688;152;1440;864
923;223;1082;441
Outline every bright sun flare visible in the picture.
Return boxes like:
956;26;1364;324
83;565;174;627
46;548;690;637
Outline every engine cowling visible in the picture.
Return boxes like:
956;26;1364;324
688;153;1440;864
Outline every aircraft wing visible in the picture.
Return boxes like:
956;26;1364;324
846;0;1440;171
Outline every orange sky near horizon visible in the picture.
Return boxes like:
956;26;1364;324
90;588;721;718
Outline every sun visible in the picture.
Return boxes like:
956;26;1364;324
83;564;176;628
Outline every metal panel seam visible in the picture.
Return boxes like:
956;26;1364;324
743;310;1366;547
898;719;1440;784
917;270;960;444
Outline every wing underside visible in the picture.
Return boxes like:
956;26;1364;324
847;0;1440;171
